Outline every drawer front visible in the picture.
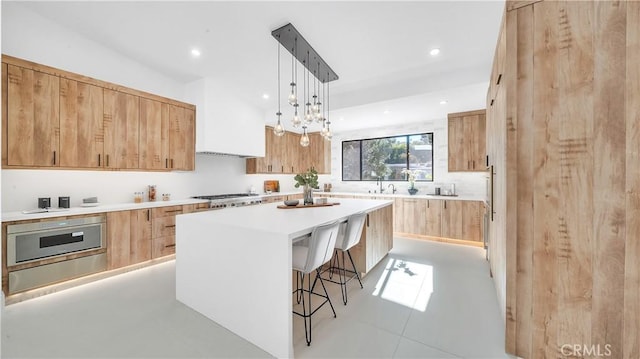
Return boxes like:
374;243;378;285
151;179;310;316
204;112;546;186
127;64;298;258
152;205;184;218
152;235;175;258
152;216;176;238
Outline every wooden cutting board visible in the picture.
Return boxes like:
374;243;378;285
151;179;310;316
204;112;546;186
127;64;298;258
277;202;340;209
263;180;280;193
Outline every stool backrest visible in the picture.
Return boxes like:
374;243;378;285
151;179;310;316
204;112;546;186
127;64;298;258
337;212;367;251
303;221;340;273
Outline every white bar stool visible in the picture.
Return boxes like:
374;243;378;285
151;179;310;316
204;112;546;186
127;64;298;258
325;212;366;305
292;221;340;346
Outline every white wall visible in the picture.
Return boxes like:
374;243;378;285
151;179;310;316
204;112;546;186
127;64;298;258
330;118;486;197
1;2;183;100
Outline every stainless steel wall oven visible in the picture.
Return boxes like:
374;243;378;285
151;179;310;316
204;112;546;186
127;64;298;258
6;215;107;294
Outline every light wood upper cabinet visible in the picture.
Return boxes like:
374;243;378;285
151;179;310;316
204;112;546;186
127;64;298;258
59;79;104;168
6;65;60;167
2;55;196;172
246;126;330;174
104;89;139;169
448;109;486;172
139;98;169;170
168;105;195;171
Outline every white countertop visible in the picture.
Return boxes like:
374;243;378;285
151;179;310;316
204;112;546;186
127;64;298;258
1;198;210;222
178;197;392;240
314;191;485;202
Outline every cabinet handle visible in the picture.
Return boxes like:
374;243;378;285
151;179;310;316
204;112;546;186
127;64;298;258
473;160;475;169
427;200;429;209
496;74;502;85
444;201;447;209
98;154;101;166
366;214;370;227
165;224;176;228
281;165;284;172
53;151;57;165
165;158;169;168
106;155;110;167
171;159;174;169
291;166;294;172
165;244;176;248
147;209;150;221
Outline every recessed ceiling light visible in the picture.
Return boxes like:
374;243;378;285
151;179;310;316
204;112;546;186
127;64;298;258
439;100;448;105
383;110;391;115
191;49;201;57
430;48;440;56
262;93;270;99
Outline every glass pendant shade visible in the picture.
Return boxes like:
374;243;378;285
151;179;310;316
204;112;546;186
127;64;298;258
274;116;285;137
304;104;313;124
300;130;310;147
288;83;297;105
292;104;301;128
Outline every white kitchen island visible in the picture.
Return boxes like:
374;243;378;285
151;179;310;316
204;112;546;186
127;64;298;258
175;198;393;358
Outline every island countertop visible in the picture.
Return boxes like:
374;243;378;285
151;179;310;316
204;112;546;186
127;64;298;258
175;197;394;358
180;197;392;240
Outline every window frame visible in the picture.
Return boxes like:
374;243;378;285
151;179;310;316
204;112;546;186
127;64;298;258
341;132;434;182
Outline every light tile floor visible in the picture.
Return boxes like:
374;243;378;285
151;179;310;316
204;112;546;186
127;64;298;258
2;237;512;358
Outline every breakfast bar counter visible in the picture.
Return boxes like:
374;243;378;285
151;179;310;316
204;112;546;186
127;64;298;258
175;198;393;358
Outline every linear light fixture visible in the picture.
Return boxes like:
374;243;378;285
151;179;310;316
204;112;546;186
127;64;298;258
271;23;339;146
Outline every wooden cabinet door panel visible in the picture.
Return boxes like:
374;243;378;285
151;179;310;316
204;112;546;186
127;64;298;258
169;105;195;170
60;79;103;168
107;211;131;270
7;65;60;167
470;113;486;170
425;199;442;237
152;235;176;258
152;216;176;238
447;116;465;171
393;198;404;233
130;209;152;264
461;201;482;242
139;98;169;170
402;198;426;235
441;200;463;239
104;90;139;169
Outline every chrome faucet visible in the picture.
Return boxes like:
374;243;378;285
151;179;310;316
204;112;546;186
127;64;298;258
376;177;385;193
387;184;397;194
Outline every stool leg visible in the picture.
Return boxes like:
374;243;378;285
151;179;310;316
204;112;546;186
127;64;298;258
296;272;302;304
316;268;337;318
301;272;312;346
347;249;364;289
339;250;348;305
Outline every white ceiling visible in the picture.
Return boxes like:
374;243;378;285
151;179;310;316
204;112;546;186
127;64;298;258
13;1;504;133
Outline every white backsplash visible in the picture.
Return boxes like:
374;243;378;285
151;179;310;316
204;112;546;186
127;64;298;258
329;118;487;197
0;155;328;212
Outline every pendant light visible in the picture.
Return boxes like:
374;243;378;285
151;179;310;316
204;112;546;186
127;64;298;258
300;126;310;147
274;43;285;137
287;39;297;106
271;23;339;146
324;71;332;141
303;52;313;125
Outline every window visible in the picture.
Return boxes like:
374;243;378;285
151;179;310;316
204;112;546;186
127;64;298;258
342;133;433;181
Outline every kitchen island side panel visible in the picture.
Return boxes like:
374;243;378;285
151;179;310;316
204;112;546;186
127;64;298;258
175;215;293;359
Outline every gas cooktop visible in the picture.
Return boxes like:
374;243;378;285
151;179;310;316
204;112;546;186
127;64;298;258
192;193;258;200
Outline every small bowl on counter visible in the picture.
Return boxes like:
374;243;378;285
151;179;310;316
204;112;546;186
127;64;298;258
284;199;299;207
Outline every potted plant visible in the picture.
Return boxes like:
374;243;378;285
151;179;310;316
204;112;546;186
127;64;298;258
401;169;421;195
294;168;319;205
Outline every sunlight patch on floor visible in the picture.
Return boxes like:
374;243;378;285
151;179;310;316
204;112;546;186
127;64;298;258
372;257;433;312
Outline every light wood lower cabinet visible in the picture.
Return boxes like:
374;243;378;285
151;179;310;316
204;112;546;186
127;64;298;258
151;205;185;258
424;199;442;237
106;204;190;270
441;200;463;240
350;204;394;274
402;198;425;235
106;208;152;270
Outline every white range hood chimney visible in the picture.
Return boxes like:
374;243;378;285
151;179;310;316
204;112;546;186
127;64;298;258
185;78;265;158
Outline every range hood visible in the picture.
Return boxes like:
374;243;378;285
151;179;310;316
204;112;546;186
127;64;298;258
185;78;265;158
